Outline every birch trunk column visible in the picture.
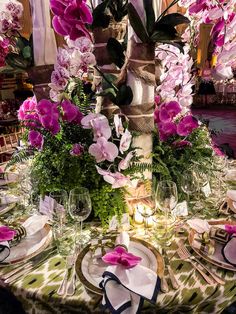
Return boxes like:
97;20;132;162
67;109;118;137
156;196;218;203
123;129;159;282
121;0;162;189
91;1;127;115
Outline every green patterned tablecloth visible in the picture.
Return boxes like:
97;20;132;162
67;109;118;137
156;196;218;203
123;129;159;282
0;225;236;314
0;160;236;313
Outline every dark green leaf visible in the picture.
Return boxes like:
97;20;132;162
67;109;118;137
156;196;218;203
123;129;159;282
156;13;190;27
127;3;149;43
115;84;133;106
92;0;111;28
6;53;30;69
143;0;155;35
151;24;178;42
101;73;117;91
22;46;32;59
106;38;125;68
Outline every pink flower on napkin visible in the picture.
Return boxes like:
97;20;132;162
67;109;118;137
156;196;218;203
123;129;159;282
225;225;236;234
102;246;142;269
0;226;16;241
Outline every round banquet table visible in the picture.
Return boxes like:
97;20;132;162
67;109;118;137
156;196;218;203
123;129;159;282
0;162;236;314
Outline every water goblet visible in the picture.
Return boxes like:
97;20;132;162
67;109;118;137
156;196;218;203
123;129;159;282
68;187;92;247
49;190;68;228
156;180;178;215
136;196;156;235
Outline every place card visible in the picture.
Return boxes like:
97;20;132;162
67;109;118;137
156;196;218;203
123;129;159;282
201;182;211;197
39;196;54;219
109;214;130;231
172;201;188;217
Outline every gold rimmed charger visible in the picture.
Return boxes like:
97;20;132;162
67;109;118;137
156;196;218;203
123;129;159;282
76;236;164;295
188;220;236;272
0;203;16;216
0;224;52;267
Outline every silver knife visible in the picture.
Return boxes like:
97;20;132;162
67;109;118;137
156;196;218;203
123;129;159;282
3;247;56;283
163;249;179;290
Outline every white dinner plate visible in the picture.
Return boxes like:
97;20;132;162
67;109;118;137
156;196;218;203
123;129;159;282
0;224;52;266
76;237;164;295
188;220;236;271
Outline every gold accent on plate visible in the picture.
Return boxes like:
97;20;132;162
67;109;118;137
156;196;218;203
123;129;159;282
76;236;164;295
188;220;236;272
0;224;52;267
0;203;16;216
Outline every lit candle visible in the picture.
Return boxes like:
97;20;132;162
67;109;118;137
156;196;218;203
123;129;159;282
133;208;144;224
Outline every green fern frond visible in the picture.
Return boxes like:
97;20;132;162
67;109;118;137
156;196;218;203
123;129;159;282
5;149;32;170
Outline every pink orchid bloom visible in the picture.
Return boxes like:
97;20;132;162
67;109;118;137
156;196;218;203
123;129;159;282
225;225;236;234
96;166;130;189
159;101;182;123
90;116;111;141
189;0;207;15
81;113;103;129
212;64;233;80
50;0;92;40
158;122;177;141
40;115;61;135
119;129;132;154
102;246;142;269
177;115;199;137
0;226;16;242
70;143;84;156
36;99;60;119
118;151;134;171
61;100;83;124
28;130;44;151
114;114;124;138
154;95;161;105
89;137;118;163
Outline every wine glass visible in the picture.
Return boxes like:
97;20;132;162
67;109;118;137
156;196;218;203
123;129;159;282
49;190;68;228
154;180;178;247
136;196;156;236
68;187;92;247
156;180;178;214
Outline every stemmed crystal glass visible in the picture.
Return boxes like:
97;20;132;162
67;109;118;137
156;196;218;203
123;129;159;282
154;180;178;246
136;196;156;235
68;187;92;247
180;170;199;202
156;180;178;215
49;190;68;228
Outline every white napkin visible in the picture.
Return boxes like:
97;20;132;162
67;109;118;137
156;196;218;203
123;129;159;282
100;232;161;314
0;195;19;206
0;241;10;262
0;215;49;262
227;190;236;211
187;218;210;234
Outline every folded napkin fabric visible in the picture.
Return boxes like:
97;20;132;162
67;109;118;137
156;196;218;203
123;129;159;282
0;215;49;263
0;226;16;263
0;195;19;206
187;218;210;234
226;190;236;213
100;232;161;314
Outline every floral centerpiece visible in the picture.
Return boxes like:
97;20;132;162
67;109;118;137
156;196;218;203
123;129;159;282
0;0;33;70
10;0;226;227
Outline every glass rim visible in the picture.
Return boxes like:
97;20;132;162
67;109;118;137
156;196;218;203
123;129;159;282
49;190;68;197
69;187;89;196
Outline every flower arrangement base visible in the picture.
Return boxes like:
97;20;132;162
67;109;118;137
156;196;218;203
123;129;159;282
27;65;54;101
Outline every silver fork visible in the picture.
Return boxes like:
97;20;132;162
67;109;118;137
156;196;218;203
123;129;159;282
177;243;225;285
177;246;215;285
57;255;75;296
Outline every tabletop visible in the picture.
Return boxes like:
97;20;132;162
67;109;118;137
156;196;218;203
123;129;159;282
0;162;236;314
